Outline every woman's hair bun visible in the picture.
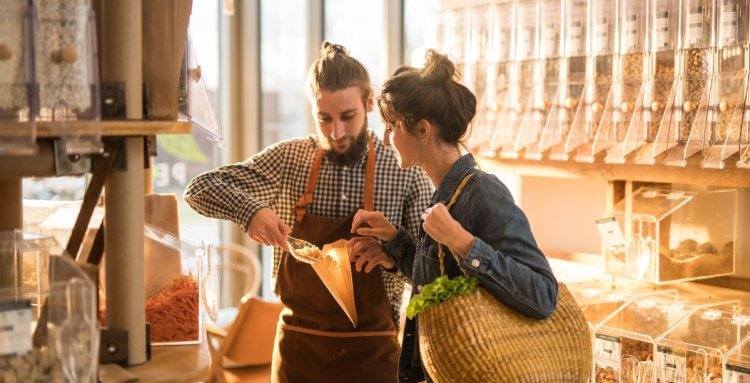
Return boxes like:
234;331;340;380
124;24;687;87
420;49;456;85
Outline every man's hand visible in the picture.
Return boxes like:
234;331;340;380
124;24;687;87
248;208;291;250
351;209;398;242
347;236;396;273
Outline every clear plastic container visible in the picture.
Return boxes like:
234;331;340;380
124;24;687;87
568;279;659;328
604;0;652;164
471;2;514;157
634;0;682;164
464;3;492;153
603;187;736;284
664;0;715;167
654;306;750;382
99;224;207;345
523;0;564;160
499;0;540;158
726;336;750;382
201;243;261;329
701;0;748;169
33;0;101;155
532;0;587;161
0;0;36;155
0;230;98;382
179;38;224;147
593;293;706;383
565;0;616;162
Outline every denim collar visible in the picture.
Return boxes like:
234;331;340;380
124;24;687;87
430;154;477;205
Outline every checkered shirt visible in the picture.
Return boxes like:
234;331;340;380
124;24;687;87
184;131;433;326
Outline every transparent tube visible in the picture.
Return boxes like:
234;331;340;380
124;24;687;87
561;0;616;161
664;0;716;166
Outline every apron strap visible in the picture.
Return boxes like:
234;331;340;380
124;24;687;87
364;138;376;211
295;149;325;223
295;136;377;223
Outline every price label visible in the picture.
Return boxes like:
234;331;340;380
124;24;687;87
596;217;627;250
726;364;750;383
595;334;622;371
687;3;705;45
720;3;738;44
595;16;610;53
655;10;671;49
567;19;584;55
0;300;32;357
655;346;687;383
624;13;639;51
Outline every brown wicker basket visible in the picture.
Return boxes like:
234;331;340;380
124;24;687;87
416;171;592;382
418;283;592;383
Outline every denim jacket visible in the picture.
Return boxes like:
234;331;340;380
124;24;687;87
382;154;559;383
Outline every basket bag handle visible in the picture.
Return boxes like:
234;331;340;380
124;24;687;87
437;171;476;276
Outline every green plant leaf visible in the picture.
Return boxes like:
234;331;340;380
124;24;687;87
406;276;479;319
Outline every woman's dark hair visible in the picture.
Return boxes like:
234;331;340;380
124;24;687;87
306;41;372;103
377;49;476;144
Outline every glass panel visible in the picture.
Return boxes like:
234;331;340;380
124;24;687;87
325;0;385;136
260;0;308;299
403;0;441;67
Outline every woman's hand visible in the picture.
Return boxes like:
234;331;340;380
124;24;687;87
422;203;475;258
347;236;396;273
351;209;398;242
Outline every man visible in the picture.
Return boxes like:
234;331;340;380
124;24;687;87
184;42;432;382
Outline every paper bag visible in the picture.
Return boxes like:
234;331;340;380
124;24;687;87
312;239;357;327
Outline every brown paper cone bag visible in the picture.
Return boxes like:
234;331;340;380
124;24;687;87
311;239;357;327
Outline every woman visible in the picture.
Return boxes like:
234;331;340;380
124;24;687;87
347;50;559;382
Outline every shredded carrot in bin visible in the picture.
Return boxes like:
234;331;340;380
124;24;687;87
99;275;199;343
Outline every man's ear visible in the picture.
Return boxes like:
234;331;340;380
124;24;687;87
365;93;374;113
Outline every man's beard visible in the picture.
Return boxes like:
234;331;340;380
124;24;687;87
320;122;369;167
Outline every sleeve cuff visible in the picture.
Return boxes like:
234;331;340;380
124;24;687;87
382;226;411;256
462;237;492;273
236;198;268;232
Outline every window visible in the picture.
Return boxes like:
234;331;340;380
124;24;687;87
403;0;441;66
261;0;309;145
260;0;309;298
325;0;385;136
154;0;225;245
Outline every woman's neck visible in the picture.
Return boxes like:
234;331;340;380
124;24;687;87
422;146;463;189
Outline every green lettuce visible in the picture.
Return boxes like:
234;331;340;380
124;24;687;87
406;276;479;319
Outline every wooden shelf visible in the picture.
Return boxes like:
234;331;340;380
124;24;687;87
477;156;750;188
1;120;191;137
123;342;209;382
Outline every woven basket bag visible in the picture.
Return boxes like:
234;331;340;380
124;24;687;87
417;173;592;383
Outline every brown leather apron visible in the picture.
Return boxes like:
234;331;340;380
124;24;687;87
271;138;399;383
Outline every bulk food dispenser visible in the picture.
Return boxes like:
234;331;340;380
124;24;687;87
499;0;542;158
576;0;642;163
0;230;98;382
0;0;35;155
605;0;652;164
553;0;616;161
634;0;682;164
593;293;724;383
701;0;749;169
654;304;750;382
528;0;587;159
470;1;514;157
602;186;736;284
664;0;715;166
523;0;568;160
